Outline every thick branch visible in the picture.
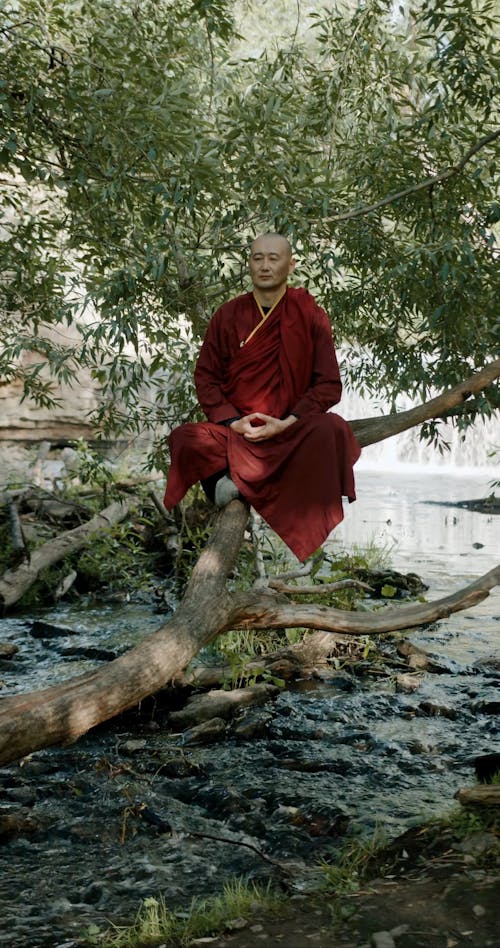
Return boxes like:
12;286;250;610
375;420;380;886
0;502;249;767
226;565;500;636
349;359;500;447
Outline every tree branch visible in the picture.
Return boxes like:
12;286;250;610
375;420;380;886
325;128;500;223
349;358;500;447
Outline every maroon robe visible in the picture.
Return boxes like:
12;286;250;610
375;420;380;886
163;287;361;561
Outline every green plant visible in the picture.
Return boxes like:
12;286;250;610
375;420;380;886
319;827;388;897
88;878;282;947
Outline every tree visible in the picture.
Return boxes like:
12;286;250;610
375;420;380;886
0;0;498;449
0;0;499;764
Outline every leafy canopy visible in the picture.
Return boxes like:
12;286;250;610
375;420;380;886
0;0;498;448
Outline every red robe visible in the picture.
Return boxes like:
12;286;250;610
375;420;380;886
163;287;360;561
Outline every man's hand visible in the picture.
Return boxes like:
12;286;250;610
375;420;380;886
230;413;297;442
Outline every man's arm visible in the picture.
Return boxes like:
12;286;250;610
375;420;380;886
291;308;342;416
194;315;241;424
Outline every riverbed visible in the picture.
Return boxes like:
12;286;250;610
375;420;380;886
0;466;498;947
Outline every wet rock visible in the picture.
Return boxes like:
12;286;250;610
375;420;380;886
61;645;118;661
417;700;457;720
0;809;40;841
232;710;273;740
194;784;247;818
472;699;500;715
0;643;19;659
4;786;38;806
181;717;228;745
118;739;148;755
169;684;280;729
472;654;500;677
397;640;449;673
395;673;421;693
30;620;79;638
81;880;105;904
474;753;500;783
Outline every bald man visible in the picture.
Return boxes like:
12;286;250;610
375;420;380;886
163;234;360;562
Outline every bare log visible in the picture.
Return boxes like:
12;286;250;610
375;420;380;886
350;358;500;447
455;786;500;807
0;499;134;607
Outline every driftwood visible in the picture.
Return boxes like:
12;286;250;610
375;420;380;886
455;786;500;807
0;499;134;607
0;360;499;766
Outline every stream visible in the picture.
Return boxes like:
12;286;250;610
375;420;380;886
0;466;498;947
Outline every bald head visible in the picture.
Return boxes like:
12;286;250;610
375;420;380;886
250;233;293;258
248;233;296;303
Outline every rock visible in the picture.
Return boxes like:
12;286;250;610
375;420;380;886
473;904;486;917
472;699;500;715
232;710;273;740
0;643;19;659
474;753;500;783
395;673;421;693
61;646;118;661
418;700;457;720
225;917;249;931
396;640;448;673
30;620;79;639
181;717;227;745
169;683;280;729
0;810;40;841
473;654;500;676
454;832;500;855
371;932;396;948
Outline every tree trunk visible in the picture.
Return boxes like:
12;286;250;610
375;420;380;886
0;359;499;766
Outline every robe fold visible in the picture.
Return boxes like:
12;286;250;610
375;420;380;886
163;287;361;562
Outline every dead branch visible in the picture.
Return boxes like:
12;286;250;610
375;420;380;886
455;786;500;807
268;578;374;595
0;492;498;767
0;498;134;608
226;564;500;636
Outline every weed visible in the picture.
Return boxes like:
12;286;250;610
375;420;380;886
86;878;282;947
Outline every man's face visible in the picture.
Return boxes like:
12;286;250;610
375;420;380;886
248;235;295;294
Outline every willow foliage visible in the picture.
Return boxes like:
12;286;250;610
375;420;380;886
0;0;498;446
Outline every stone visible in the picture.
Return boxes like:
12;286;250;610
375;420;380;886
0;643;19;659
169;683;280;729
181;716;227;745
371;932;396;948
395;673;421;693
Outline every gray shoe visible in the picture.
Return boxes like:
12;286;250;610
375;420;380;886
215;475;240;507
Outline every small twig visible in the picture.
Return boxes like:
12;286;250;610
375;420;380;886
148;489;173;523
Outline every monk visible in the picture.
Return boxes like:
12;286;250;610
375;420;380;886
163;233;361;562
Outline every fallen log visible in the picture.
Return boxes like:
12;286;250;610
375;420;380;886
0;498;134;608
455;786;500;807
0;493;498;766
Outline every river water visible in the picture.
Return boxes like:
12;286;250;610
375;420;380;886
0;464;498;946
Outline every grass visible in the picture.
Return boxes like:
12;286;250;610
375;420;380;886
86;878;283;947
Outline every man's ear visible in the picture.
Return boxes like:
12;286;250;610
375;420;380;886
288;256;296;274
